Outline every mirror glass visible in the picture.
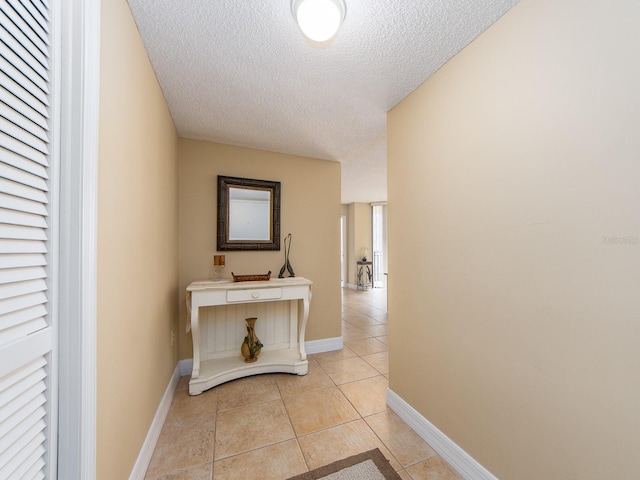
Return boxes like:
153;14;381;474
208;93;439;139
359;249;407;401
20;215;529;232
228;187;271;241
217;176;281;251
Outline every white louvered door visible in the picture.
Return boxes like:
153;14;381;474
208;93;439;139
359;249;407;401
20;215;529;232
0;0;56;478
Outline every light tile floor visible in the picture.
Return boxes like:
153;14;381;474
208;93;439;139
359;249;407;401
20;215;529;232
145;288;462;480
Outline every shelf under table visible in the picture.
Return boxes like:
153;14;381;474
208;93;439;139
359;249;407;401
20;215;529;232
189;348;308;395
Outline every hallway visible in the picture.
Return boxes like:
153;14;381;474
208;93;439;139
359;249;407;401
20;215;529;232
145;288;461;479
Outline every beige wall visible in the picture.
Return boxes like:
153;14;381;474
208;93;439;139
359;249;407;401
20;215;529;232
340;204;349;286
346;203;372;286
178;139;342;358
97;1;179;478
387;0;640;478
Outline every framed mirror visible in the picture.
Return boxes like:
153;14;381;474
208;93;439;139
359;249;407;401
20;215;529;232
217;176;281;250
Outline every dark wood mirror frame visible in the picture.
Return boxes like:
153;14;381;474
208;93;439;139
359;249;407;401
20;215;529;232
217;175;281;251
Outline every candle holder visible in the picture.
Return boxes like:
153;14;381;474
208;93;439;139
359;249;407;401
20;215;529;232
212;255;226;281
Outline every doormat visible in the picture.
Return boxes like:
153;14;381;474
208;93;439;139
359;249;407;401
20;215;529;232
287;448;402;480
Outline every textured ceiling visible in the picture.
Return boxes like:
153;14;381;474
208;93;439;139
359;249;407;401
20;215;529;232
127;0;519;204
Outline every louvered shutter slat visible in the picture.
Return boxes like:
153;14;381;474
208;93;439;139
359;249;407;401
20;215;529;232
0;291;46;316
0;190;46;212
0;116;48;154
0;70;48;118
0;278;46;300
0;28;49;84
2;446;45;480
0;177;47;202
31;0;48;22
0;28;49;92
0;38;48;95
0;303;47;327
0;1;51;477
0;87;48;129
0;355;45;391
0;147;48;176
0;51;49;104
0;160;49;191
0;309;47;346
20;455;47;480
0;117;49;155
6;0;49;50
15;0;48;33
0;420;45;464
0;108;49;150
0;415;45;455
0;304;47;331
0;366;45;418
0;265;45;283
0;312;47;345
0;286;47;343
0;98;48;144
0;319;46;346
0;386;47;470
0;8;49;66
0;207;47;228
0;253;46;269
6;0;48;45
0;130;48;166
0;191;48;215
0;239;46;254
0;433;46;478
0;396;45;443
0;224;47;241
0;6;48;58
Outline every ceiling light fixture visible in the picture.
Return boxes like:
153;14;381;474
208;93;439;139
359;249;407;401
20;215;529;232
291;0;346;43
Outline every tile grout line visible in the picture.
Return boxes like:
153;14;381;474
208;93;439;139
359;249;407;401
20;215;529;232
323;311;405;474
274;371;312;474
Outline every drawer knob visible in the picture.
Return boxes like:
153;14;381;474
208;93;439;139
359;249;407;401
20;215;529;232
252;292;260;298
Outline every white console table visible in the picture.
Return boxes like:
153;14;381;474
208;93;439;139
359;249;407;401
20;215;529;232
186;277;312;395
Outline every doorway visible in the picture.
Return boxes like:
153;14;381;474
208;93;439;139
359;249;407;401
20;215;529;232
340;215;347;287
372;204;387;288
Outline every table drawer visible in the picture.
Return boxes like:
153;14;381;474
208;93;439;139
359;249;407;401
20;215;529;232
227;288;282;303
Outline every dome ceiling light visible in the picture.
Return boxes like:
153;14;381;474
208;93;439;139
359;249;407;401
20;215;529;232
291;0;346;43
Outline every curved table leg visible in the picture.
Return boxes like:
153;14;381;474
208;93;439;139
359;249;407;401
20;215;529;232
190;306;201;379
298;286;311;361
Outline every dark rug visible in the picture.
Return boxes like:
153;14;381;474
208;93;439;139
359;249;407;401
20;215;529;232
287;448;402;480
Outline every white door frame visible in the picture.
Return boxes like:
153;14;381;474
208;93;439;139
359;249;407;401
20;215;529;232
56;0;100;478
371;203;387;288
341;215;347;287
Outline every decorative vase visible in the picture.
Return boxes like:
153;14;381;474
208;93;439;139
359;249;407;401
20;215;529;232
241;317;263;363
278;233;296;278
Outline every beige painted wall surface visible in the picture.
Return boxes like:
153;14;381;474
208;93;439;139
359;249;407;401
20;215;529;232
387;0;640;478
178;139;341;359
341;205;349;285
346;203;372;287
97;1;179;478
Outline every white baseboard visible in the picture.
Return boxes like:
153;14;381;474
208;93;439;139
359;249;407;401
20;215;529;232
128;364;181;480
386;389;498;480
305;336;343;355
179;358;193;376
345;282;358;290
